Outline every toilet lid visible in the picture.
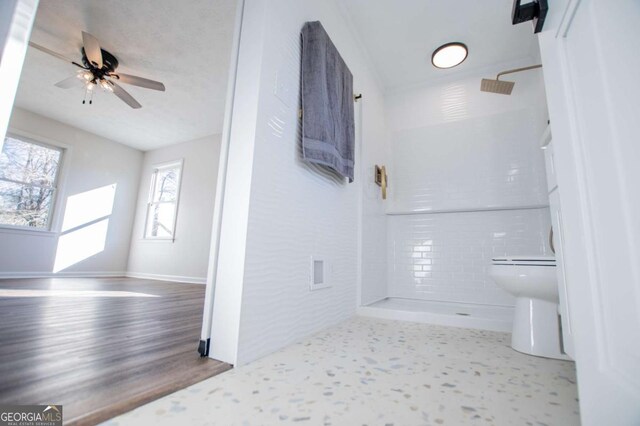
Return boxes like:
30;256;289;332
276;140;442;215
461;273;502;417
492;256;556;266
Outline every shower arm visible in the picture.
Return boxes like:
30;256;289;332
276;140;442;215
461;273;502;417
496;64;542;81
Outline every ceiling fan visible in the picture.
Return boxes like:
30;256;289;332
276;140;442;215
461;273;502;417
29;31;165;109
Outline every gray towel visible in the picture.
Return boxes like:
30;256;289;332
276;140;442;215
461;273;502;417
301;21;355;182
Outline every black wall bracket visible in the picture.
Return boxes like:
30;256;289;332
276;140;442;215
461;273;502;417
512;0;548;33
197;338;211;358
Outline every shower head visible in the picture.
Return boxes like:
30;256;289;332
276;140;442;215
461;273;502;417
481;78;515;95
480;64;542;95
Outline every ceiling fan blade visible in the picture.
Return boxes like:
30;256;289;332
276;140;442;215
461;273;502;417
82;31;103;68
111;82;142;109
54;75;84;89
29;42;83;67
115;73;165;91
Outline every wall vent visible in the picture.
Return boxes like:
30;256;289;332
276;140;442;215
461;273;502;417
310;257;330;291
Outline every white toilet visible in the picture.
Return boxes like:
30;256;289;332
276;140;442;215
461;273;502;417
489;256;569;360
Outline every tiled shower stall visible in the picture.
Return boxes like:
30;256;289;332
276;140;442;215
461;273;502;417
360;65;551;330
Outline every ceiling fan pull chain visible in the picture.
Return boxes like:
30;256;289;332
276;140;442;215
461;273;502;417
89;88;94;105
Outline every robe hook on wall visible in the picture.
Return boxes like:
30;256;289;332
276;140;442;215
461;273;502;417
374;165;387;200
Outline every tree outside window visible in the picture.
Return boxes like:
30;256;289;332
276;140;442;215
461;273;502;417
0;136;63;229
145;161;182;239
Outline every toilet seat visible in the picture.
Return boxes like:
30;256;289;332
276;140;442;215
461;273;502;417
492;256;555;266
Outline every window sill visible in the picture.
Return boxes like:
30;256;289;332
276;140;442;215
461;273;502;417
140;238;175;243
0;225;57;237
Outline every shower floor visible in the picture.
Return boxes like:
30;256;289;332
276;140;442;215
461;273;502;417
358;297;513;332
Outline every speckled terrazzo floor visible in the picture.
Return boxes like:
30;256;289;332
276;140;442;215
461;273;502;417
103;317;580;426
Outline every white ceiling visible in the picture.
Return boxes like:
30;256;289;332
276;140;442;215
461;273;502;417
341;0;540;92
14;0;237;151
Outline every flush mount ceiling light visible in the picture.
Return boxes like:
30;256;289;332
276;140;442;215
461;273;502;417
431;42;468;69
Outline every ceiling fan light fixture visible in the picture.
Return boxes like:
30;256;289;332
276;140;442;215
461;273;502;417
431;42;468;69
76;70;92;81
100;80;114;92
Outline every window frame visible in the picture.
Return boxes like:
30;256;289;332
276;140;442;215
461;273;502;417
143;159;183;242
0;132;66;233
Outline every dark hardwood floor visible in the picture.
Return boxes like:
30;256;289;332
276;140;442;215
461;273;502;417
0;277;231;425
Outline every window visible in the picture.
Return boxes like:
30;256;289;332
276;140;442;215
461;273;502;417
144;160;182;239
0;135;63;229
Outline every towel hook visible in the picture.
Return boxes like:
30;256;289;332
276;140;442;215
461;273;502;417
374;165;388;200
354;93;362;102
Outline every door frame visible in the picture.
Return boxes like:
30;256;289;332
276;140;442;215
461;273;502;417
199;0;246;357
538;0;640;423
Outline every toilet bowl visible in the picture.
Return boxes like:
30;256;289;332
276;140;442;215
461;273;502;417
489;256;569;360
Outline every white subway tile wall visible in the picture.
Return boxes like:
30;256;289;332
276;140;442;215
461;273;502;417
388;208;551;305
361;164;389;305
385;70;550;307
390;108;548;213
232;0;390;365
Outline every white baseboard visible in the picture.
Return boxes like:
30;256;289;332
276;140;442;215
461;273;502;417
0;271;206;285
125;272;206;285
0;271;126;279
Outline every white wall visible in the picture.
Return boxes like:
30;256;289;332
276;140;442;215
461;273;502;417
210;0;388;365
0;107;143;277
359;85;390;306
127;135;221;283
385;66;551;305
0;1;19;56
0;0;37;140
